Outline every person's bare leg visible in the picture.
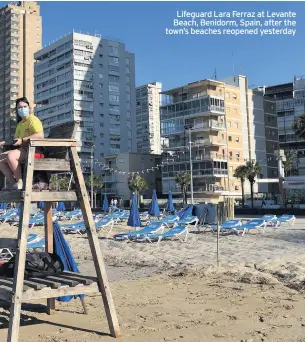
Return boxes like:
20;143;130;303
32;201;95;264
7;148;26;182
0;153;15;185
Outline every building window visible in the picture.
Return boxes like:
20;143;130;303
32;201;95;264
227;121;231;127
109;56;119;65
125;57;130;65
109;75;120;82
109;84;120;92
109;95;120;103
233;94;237;99
126;75;130;82
234;122;238;128
126;66;130;73
235;137;239;142
236;152;240;160
228;136;232;142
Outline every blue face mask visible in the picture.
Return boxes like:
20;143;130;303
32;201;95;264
17;107;30;118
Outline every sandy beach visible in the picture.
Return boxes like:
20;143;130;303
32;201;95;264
0;216;305;341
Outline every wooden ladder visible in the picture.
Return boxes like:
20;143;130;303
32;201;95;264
0;138;120;341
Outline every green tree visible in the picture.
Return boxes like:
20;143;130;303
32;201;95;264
245;160;261;209
233;165;248;208
50;174;70;191
128;174;148;205
85;175;104;208
175;172;191;205
283;150;297;177
292;114;305;140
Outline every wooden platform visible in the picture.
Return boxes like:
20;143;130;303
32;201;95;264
0;190;78;203
0;272;99;302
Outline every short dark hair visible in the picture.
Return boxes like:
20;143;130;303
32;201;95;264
15;97;30;109
15;97;30;123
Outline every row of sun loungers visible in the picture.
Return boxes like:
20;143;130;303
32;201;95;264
0;206;297;251
202;214;296;236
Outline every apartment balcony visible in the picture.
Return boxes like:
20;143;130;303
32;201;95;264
193;138;227;147
193;184;228;193
193;168;228;177
185;119;226;132
103;186;116;194
160;96;225;121
163;152;227;163
103;175;116;183
109;148;120;155
110;129;121;136
162;168;228;178
166;183;228;195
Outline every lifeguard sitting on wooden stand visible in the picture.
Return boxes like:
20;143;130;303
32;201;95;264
0;98;120;342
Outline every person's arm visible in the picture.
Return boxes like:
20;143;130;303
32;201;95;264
13;132;43;146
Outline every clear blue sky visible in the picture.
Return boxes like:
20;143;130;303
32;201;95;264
3;1;305;89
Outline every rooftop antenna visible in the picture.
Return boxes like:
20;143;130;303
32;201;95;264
213;68;217;80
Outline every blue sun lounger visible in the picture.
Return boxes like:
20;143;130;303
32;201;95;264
201;219;242;233
27;236;45;252
113;221;165;241
149;215;179;227
230;219;267;236
29;214;45;228
0;209;18;225
260;215;278;226
275;215;296;227
0;234;45;259
61;217;114;235
175;215;199;229
144;225;189;244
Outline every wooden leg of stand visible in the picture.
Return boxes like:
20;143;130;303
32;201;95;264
70;147;121;337
7;147;35;342
44;202;55;315
80;297;88;315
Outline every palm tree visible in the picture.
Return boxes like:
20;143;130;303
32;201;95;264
233;165;248;208
283;150;297;177
128;174;148;206
292;114;305;140
175;172;191;205
86;175;104;208
245;161;261;209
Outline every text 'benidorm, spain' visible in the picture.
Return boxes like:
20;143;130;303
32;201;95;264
165;10;297;36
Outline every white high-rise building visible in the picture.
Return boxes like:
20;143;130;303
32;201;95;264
136;82;162;154
34;32;136;173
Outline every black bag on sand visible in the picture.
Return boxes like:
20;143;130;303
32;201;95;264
0;252;64;278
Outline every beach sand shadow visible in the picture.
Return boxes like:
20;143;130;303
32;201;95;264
0;308;109;336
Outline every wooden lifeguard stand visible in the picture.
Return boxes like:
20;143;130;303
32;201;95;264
0;123;120;341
